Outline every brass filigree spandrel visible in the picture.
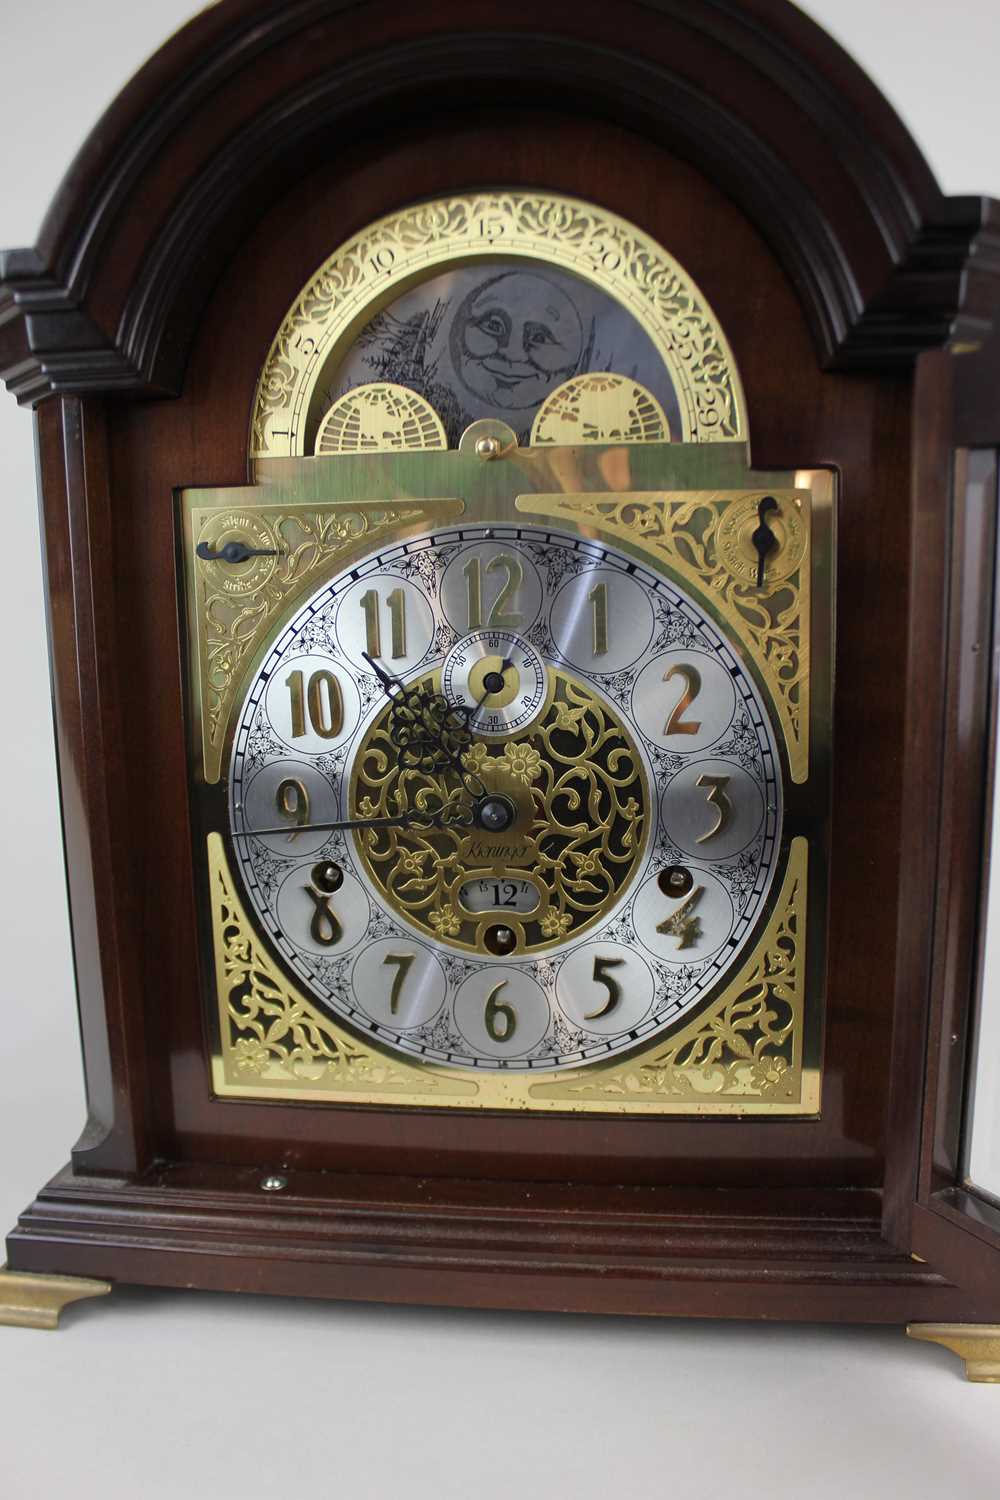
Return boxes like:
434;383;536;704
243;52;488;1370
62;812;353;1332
208;834;813;1114
208;834;474;1102
532;837;812;1109
187;499;462;783
519;489;811;781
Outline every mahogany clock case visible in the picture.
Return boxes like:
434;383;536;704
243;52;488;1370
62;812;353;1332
1;0;999;1325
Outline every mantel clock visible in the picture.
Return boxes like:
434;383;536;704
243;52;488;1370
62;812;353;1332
2;0;999;1381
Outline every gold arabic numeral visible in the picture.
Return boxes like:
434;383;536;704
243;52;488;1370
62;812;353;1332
484;980;517;1043
383;952;415;1015
464;555;483;630
275;777;310;843
285;668;306;738
285;667;344;739
464;553;525;630
589;238;623;273
360;587;407;660
584;955;625;1020
487;554;524;628
360;589;381;659
656;885;706;949
695;774;732;844
303;884;343;947
589;581;609;657
368;247;395;277
387;587;407;658
307;670;344;738
663;663;703;736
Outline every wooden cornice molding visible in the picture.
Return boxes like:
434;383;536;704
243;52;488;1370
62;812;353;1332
0;249;151;406
1;0;998;407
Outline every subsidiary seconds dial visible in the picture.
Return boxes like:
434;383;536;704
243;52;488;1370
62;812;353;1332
442;630;548;737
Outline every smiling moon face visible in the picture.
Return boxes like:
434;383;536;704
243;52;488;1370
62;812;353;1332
450;272;585;411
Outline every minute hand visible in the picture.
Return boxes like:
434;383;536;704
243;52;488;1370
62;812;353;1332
232;806;470;840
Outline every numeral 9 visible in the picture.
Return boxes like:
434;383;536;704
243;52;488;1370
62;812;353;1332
275;777;310;841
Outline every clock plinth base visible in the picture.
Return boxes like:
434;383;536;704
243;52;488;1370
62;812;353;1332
0;1264;111;1330
907;1324;1000;1382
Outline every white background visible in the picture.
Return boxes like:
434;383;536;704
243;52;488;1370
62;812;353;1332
1;3;999;1495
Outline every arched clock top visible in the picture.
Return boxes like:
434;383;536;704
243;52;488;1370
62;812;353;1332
250;193;748;462
2;1;998;409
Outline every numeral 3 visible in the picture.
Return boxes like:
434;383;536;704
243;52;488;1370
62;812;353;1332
695;773;732;842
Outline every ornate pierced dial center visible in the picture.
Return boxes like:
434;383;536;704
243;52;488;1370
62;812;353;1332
351;670;649;956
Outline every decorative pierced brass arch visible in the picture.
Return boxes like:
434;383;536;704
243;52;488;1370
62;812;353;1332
250;191;747;461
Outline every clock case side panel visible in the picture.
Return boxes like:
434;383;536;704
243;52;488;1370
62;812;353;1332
892;264;1000;1288
31;397;156;1176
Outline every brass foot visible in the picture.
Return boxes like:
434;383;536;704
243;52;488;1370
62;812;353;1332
0;1264;112;1329
907;1323;1000;1382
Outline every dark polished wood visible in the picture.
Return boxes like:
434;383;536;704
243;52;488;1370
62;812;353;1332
104;113;899;1189
0;0;993;408
3;0;1000;1325
10;1166;996;1325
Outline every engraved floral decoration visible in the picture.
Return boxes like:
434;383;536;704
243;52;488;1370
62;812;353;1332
251;191;746;457
351;673;648;953
193;502;450;782
209;836;470;1098
212;840;410;1090
530;491;809;781
542;839;807;1105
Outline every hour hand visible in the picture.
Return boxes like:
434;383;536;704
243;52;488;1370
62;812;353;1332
361;650;402;695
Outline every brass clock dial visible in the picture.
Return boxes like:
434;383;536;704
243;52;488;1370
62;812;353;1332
226;523;782;1072
181;188;828;1114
